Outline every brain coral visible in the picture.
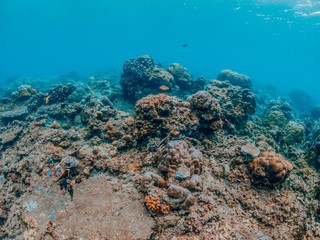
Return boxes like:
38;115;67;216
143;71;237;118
248;152;293;187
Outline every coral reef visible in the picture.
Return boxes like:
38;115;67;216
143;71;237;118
120;56;205;101
120;55;174;100
134;93;199;140
217;69;252;89
284;121;305;145
167;63;192;90
11;85;37;101
188;91;223;132
1;59;320;239
206;80;256;130
248;152;293;187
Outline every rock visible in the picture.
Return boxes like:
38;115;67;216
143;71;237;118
241;144;260;157
0;107;28;124
175;165;191;180
167;184;191;199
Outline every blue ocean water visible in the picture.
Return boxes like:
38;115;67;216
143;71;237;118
0;0;319;100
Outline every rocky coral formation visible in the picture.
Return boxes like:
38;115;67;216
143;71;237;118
206;80;256;131
120;55;174;100
46;83;76;104
248;152;293;187
120;56;205;100
157;140;203;178
284;121;305;145
11;85;37;101
167;63;205;90
217;69;252;89
134;93;199;140
188;91;223;132
1;61;320;239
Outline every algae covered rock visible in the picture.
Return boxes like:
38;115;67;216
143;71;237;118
0;107;29;124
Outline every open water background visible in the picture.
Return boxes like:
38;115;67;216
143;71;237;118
0;0;319;101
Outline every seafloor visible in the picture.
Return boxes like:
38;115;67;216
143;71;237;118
1;55;320;240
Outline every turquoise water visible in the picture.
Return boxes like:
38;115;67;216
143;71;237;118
0;0;319;100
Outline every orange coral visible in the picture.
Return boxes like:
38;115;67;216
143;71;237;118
145;195;161;214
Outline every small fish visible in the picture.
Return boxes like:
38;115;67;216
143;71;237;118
182;44;188;48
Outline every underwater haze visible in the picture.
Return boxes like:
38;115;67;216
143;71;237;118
0;0;319;99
